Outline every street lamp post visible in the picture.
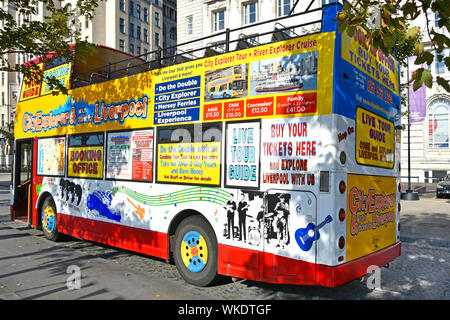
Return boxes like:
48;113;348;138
401;58;419;200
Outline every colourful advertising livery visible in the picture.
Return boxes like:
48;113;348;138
12;3;401;287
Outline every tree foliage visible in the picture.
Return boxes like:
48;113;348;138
0;0;102;94
336;0;450;93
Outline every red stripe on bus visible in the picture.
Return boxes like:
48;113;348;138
57;213;170;260
219;242;401;287
57;213;400;287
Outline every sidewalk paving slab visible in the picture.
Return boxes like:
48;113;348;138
0;222;216;300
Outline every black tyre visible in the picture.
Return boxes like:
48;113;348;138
41;197;62;241
173;215;220;287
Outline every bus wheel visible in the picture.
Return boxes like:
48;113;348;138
173;215;220;287
41;197;61;242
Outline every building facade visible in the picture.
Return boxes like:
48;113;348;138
0;0;177;169
176;0;337;57
400;9;450;183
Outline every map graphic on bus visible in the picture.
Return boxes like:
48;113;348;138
204;64;249;101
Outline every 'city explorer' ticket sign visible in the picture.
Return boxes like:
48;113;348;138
356;107;394;168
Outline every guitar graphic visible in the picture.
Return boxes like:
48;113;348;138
295;215;333;252
127;198;145;220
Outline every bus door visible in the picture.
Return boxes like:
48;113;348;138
262;190;317;282
12;139;33;222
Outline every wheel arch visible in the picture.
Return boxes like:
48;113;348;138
36;191;55;227
167;209;215;254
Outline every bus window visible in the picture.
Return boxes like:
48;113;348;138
233;80;244;90
202;125;222;142
86;133;104;146
158;127;192;143
68;135;83;147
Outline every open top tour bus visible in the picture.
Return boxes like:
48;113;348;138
12;3;401;287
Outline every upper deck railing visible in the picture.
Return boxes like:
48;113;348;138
71;0;327;89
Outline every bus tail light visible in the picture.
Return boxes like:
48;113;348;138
339;208;346;221
338;236;345;249
398;202;401;212
339;151;346;165
398;183;401;193
339;181;346;194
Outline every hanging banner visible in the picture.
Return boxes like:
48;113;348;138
408;56;426;123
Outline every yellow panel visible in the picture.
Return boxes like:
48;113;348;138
346;174;396;261
355;107;395;168
67;146;104;179
157;142;221;185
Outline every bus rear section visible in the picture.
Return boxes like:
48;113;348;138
312;173;401;287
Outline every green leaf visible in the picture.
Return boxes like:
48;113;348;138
436;76;450;93
415;51;434;66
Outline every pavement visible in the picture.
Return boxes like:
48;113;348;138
0;172;449;300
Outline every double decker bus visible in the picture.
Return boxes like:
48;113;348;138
11;3;401;287
206;66;245;100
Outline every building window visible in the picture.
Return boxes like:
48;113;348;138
169;27;176;40
144;8;148;22
144;28;148;42
119;0;125;12
137;46;141;55
428;98;450;148
213;10;225;32
136;4;141;19
186;15;193;35
119;18;125;33
155;12;160;27
278;0;291;16
137;26;141;40
129;1;134;16
243;2;258;25
119;39;125;51
129;43;134;54
129;22;134;37
155;32;160;46
85;16;89;28
434;49;448;75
